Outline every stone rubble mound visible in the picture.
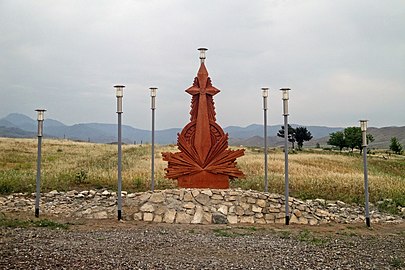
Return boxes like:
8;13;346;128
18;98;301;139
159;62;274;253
1;189;403;225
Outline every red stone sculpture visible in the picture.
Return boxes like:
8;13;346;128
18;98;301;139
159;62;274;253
162;48;245;188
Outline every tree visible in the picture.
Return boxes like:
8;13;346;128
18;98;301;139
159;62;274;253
389;137;403;154
294;127;313;150
327;131;346;151
277;124;296;149
344;127;362;152
328;127;374;153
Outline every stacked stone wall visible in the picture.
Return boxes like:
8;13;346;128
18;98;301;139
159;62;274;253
125;189;323;225
1;189;403;224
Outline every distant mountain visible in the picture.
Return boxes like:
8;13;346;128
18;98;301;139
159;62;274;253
0;118;15;128
0;113;403;148
225;124;278;139
2;113;37;132
366;127;405;148
225;124;343;139
302;127;405;149
0;126;36;138
0;113;180;144
45;119;66;128
229;135;285;147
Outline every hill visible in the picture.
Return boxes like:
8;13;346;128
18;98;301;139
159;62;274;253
0;113;403;148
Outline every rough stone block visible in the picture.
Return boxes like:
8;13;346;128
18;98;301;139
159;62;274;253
149;193;165;203
226;196;238;201
210;199;222;205
275;212;285;219
240;202;250;210
289;214;299;224
179;189;185;200
133;212;143;221
275;218;285;224
163;209;176;223
191;206;204;224
247;197;256;204
153;215;163;223
186;209;195;215
176;212;192;224
218;205;228;215
93;211;108;219
154;206;166;215
202;212;212;224
268;207;280;213
255;213;264;218
194;193;210;205
229;191;241;196
308;218;318;225
137;193;151;204
235;206;244;216
211;194;224;200
298;217;308;225
265;214;276;222
212;213;228;224
255;218;266;224
191;189;200;197
183;202;196;209
144;213;154;222
293;209;302;218
227;215;238;224
201;189;213;196
316;209;329;217
183;192;193;202
140;203;155;212
252;205;263;213
256;199;266;208
240;216;254;224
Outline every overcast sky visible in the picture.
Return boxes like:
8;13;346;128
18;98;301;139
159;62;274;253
1;0;404;130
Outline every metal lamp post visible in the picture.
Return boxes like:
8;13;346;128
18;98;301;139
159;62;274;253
280;88;290;225
198;47;207;63
35;109;46;218
360;120;370;227
114;85;125;220
150;87;157;192
262;87;269;193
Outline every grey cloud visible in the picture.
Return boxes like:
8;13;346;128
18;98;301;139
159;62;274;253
0;0;404;129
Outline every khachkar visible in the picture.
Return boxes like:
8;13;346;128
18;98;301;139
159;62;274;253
162;48;245;189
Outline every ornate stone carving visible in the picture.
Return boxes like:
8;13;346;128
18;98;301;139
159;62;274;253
162;50;244;188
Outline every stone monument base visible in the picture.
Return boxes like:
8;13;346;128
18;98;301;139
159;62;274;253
178;171;229;189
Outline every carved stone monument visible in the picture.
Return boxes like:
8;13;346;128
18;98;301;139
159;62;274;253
162;48;244;188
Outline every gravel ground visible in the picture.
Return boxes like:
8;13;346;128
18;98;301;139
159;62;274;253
1;219;405;270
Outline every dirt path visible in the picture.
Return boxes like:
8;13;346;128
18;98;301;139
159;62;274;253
1;215;405;269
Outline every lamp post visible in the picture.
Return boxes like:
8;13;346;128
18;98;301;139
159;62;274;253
280;87;290;225
35;109;46;218
262;87;269;193
360;120;370;227
114;85;125;220
150;87;157;192
198;47;207;63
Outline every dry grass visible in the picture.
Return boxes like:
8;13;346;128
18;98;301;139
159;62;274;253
1;138;404;205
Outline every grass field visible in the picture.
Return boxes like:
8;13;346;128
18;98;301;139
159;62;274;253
1;137;404;208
